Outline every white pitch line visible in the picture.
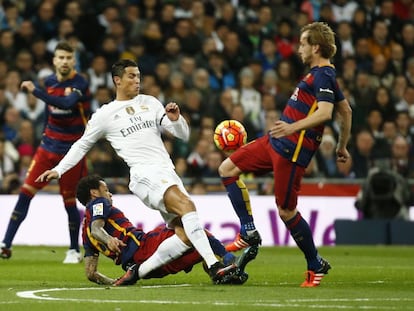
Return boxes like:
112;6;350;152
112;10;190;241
15;287;411;309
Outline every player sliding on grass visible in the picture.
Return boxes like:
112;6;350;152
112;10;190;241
218;22;352;287
77;174;257;285
37;59;238;284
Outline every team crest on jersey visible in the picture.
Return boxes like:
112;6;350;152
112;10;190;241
92;203;104;216
126;107;135;115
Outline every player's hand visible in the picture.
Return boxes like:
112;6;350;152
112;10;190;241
336;147;350;163
165;102;180;121
20;81;36;93
35;170;59;182
269;120;294;138
107;237;126;254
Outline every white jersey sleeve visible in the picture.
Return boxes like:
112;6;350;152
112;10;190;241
159;113;190;142
53;109;106;177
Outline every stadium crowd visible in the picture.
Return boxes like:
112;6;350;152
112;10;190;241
0;0;414;195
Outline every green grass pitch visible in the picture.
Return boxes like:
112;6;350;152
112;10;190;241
1;245;414;311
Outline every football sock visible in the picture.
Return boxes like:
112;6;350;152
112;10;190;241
222;176;256;235
138;234;190;278
3;192;33;248
181;211;218;268
64;204;80;252
284;212;320;271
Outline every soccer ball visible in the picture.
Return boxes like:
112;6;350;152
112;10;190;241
214;120;247;152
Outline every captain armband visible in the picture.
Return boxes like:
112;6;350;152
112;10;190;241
72;88;82;97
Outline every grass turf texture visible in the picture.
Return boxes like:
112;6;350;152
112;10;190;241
1;246;413;311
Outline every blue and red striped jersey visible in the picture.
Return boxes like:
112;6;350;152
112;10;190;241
34;72;91;154
82;197;143;265
270;65;344;167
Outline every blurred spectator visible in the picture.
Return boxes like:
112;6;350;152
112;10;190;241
254;36;281;72
331;0;358;23
367;18;397;61
4;70;27;112
141;20;164;57
0;85;12;125
195;37;217;69
274;59;297;108
0;137;17;189
46;18;74;54
229;104;258;142
0;1;23;32
207;51;236;93
186;137;211;177
369;85;397;120
31;0;58;41
86;54;114;94
14;19;34;51
2;106;23;143
30;37;53;72
139;0;162;20
160;36;182;72
164;71;186;104
192;67;216;108
15;49;37;82
314;133;347;178
400;21;414;64
337;21;355;59
20;93;45;141
351;7;370;41
179;55;196;88
354;37;373;72
349;128;376;178
0;28;16;66
389;134;414;178
391;74;408;103
159;3;176;39
63;0;104;53
202;150;224;178
368;53;395;89
396;84;414;113
212;88;234;124
120;38;156;76
395;110;414;143
154;61;171;89
174;18;202;55
389;43;405;76
234;67;262;133
181;88;203;130
90;85;113;113
96;34;120;68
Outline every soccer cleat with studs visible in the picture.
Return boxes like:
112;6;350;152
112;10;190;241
300;258;331;287
113;263;139;286
0;242;11;259
225;231;262;252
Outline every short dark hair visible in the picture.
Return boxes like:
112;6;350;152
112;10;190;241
76;174;104;206
54;41;74;54
111;59;138;81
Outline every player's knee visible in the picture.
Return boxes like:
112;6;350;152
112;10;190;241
278;206;296;222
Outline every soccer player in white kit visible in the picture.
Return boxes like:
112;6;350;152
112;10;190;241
37;59;237;284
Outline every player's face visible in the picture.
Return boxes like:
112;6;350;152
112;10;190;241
98;181;112;205
53;49;75;78
118;66;140;99
298;31;313;65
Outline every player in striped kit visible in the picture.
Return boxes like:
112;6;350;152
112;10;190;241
78;174;255;285
218;22;352;287
0;41;91;264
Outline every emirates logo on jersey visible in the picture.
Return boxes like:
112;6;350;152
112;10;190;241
126;107;135;115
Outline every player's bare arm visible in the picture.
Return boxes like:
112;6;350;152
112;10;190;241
91;219;126;254
84;255;116;285
335;99;352;163
269;101;333;138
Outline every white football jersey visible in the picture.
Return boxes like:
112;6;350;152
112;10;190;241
53;94;189;177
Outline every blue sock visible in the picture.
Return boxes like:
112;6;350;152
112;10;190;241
284;212;321;271
207;233;235;265
65;205;80;251
222;176;256;235
3;192;32;248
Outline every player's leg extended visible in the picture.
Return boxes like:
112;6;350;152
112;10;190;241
276;160;331;287
1;152;47;258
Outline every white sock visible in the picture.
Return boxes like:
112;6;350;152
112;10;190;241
138;234;190;278
181;211;218;268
